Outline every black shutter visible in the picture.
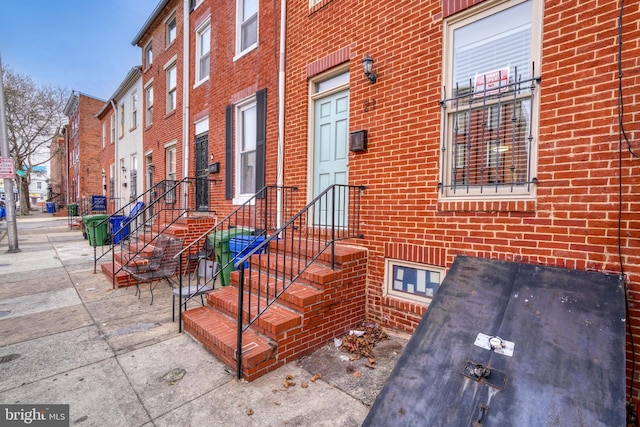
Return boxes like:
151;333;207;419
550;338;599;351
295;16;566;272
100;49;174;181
225;105;233;200
255;88;266;195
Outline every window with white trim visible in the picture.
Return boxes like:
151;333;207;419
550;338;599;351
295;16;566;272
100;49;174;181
166;64;177;113
166;14;177;46
165;144;177;203
119;103;125;137
166;145;177;181
440;0;540;200
145;84;153;126
110;113;115;143
130;155;138;198
196;20;211;83
236;0;258;55
385;259;444;304
101;122;106;149
109;164;115;199
131;91;138;129
144;41;153;68
235;99;257;198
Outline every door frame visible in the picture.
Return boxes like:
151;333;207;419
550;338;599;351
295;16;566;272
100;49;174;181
307;65;350;204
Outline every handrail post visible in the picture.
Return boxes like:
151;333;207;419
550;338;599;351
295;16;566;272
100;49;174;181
236;265;245;379
331;186;336;270
112;243;116;289
179;255;183;333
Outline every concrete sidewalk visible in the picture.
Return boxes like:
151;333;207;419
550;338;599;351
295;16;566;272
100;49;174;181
0;211;407;427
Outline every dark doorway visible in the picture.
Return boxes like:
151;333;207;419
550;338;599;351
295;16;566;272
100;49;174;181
195;132;209;211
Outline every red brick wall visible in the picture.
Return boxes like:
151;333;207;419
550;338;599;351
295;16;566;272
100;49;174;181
285;0;640;402
49;134;66;205
136;0;184;190
97;104;116;213
188;0;280;218
65;94;104;205
79;95;104;200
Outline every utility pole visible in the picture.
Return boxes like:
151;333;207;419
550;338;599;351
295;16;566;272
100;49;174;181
0;54;20;252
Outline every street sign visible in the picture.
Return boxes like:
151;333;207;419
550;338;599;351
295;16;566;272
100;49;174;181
0;157;15;179
15;169;26;177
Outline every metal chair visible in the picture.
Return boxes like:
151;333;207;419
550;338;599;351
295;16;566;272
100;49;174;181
184;237;214;280
172;261;218;322
123;235;184;305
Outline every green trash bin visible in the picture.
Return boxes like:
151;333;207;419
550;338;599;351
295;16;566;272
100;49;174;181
82;214;109;247
68;203;78;216
208;228;253;286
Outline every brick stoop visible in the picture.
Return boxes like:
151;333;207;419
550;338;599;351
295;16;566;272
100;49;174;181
181;242;368;381
182;307;277;381
100;214;217;288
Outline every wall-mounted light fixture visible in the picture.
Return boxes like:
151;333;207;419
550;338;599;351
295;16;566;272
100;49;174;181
121;165;127;173
362;55;377;84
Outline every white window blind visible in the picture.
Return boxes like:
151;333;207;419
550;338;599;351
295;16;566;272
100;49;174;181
453;1;532;90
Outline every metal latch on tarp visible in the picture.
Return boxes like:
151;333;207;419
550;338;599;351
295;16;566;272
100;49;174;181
474;333;515;357
462;361;508;391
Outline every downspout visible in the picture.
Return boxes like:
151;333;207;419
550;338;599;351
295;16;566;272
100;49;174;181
182;0;190;211
110;99;119;211
276;0;286;228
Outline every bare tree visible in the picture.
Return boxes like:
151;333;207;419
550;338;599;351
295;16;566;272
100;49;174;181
2;66;68;214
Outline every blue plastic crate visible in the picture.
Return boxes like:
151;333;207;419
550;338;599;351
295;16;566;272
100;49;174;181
229;235;266;268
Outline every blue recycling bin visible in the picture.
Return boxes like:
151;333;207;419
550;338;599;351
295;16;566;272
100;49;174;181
109;215;130;244
229;235;267;269
46;202;56;213
0;207;5;219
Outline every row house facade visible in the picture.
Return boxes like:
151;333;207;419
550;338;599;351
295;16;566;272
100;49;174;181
96;67;144;214
132;0;186;207
285;0;640;405
132;0;277;213
125;0;640;405
48;132;66;206
62;92;104;209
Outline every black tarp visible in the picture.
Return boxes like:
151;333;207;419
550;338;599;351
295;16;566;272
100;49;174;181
363;256;626;426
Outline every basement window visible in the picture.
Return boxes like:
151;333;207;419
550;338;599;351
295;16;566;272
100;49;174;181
384;259;444;304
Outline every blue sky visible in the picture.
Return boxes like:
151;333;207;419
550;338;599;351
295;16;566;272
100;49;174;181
0;0;160;101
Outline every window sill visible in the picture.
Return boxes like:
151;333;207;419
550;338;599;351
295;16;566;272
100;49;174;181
193;77;209;89
309;0;334;15
164;110;177;119
233;44;258;62
233;196;254;206
437;198;536;213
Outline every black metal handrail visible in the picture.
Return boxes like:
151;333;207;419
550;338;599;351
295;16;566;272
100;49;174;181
84;179;178;277
234;184;365;378
108;178;188;287
173;185;298;332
